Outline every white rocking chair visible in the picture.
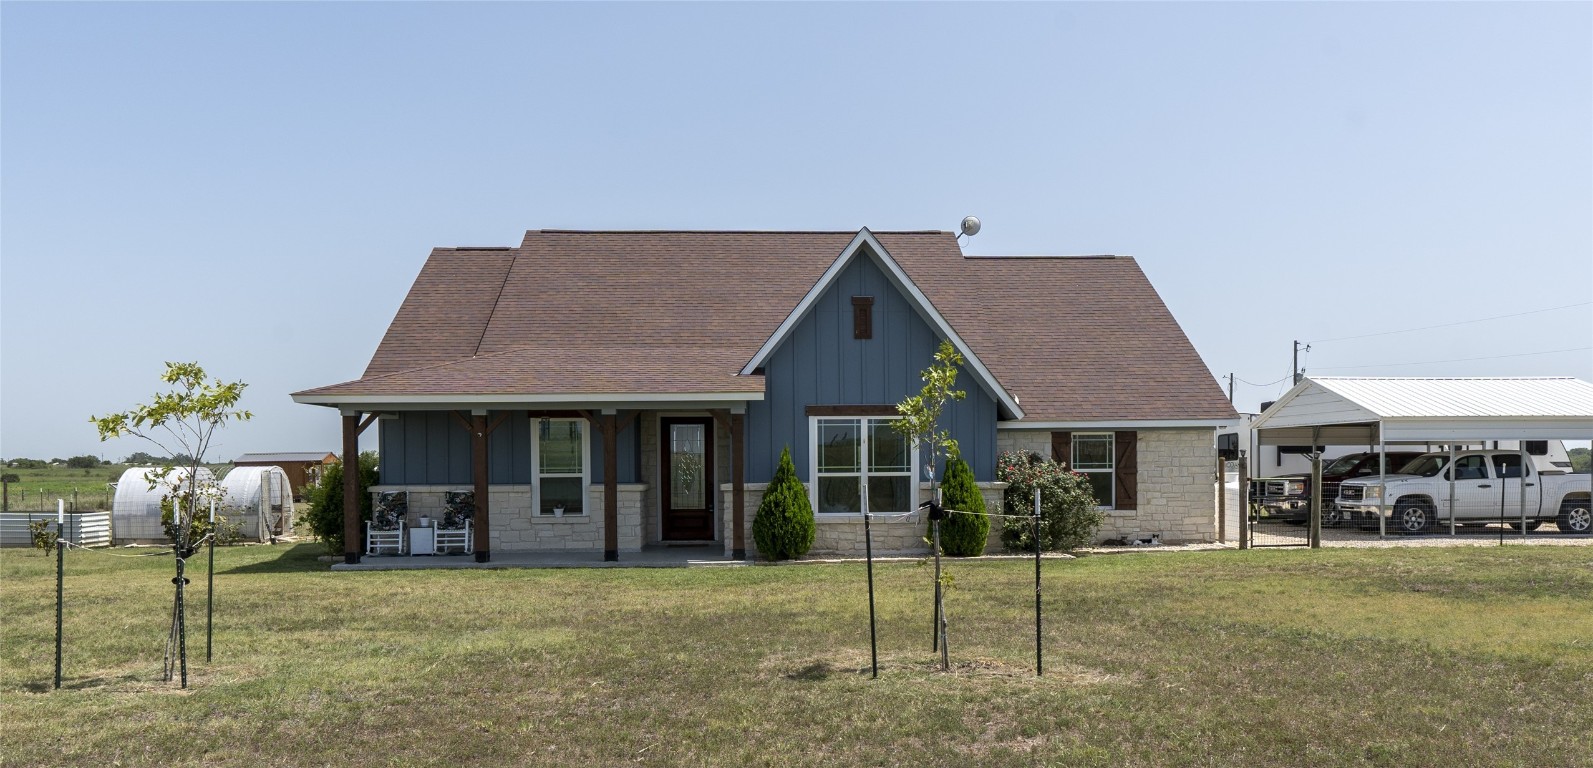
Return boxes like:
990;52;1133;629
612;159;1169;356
365;519;406;555
434;520;472;555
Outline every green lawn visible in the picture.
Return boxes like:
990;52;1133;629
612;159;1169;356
2;544;1590;767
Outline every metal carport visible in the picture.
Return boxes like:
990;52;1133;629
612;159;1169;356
1247;376;1593;540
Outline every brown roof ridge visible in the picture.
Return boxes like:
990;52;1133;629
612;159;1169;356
526;229;951;235
433;246;514;251
962;254;1124;260
472;249;519;356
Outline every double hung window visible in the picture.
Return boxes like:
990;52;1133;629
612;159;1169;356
811;417;916;514
535;418;588;515
1072;432;1115;508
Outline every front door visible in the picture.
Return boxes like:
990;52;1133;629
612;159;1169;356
661;418;715;541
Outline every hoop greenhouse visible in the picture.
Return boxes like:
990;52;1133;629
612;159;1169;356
111;466;217;543
218;465;295;542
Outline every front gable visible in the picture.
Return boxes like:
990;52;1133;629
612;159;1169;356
743;244;1000;481
742;228;1021;420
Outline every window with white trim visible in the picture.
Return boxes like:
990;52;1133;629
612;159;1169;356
810;416;917;514
1072;432;1114;508
534;418;589;516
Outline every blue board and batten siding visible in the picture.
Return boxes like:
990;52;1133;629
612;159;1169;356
379;411;639;485
746;249;999;482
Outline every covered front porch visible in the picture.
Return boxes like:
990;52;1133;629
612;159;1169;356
331;401;754;566
331;544;745;570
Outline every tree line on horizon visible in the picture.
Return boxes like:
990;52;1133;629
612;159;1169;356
3;451;199;470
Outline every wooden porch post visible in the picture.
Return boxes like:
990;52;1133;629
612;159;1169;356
472;411;491;563
731;411;746;560
342;411;362;565
602;412;619;562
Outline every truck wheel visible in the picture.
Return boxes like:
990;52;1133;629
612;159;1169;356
1507;520;1543;532
1324;504;1349;528
1394;500;1434;534
1559;501;1592;534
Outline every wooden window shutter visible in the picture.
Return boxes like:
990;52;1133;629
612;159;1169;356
1050;431;1071;467
1114;431;1138;510
852;296;874;340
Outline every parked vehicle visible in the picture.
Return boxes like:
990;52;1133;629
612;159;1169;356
1252;451;1427;527
1335;450;1593;534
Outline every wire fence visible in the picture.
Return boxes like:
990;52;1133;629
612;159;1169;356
4;489;114;512
1241;465;1592;547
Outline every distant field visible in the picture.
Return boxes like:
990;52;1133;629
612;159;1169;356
3;544;1590;767
1;463;233;511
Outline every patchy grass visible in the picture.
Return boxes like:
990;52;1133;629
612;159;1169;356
2;544;1590;767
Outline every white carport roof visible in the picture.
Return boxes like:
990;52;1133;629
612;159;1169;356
1249;377;1593;444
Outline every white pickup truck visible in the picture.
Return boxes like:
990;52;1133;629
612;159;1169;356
1335;450;1592;534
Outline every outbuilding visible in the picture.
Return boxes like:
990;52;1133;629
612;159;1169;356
232;452;337;501
111;466;217;544
218;465;295;542
1248;376;1593;536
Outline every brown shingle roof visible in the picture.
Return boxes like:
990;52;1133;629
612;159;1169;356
297;230;1235;422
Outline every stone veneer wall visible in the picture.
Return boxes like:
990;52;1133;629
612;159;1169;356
370;484;647;553
720;481;1007;559
994;428;1218;544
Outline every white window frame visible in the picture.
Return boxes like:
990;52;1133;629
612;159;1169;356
1072;432;1115;509
532;417;591;516
808;415;918;516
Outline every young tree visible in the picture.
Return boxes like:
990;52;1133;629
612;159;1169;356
892;339;967;670
90;362;251;687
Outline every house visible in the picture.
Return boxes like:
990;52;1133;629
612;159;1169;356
292;229;1237;564
231;451;339;501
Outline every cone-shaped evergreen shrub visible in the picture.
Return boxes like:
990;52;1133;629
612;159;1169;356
752;446;816;560
933;457;989;556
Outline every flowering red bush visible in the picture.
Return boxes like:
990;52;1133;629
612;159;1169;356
997;450;1103;551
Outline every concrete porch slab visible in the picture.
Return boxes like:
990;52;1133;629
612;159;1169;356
331;545;743;571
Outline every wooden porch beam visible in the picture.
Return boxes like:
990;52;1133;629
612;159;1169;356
731;412;746;561
602;413;619;562
356;412;381;436
471;412;491;563
341;412;362;565
486;411;510;436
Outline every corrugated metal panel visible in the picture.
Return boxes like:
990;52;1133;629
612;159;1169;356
3;513;112;548
1313;377;1593;419
234;452;336;464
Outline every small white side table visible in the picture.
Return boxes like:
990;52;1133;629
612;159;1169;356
410;526;436;556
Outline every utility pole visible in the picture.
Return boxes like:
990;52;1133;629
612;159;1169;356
1227;373;1235;404
1292;340;1310;384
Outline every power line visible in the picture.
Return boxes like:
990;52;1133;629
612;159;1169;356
1308;301;1593;344
1234;373;1293;387
1309;346;1592;372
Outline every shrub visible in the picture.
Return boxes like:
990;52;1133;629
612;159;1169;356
29;519;58;552
160;493;216;547
998;450;1104;551
301;451;379;554
752;447;815;560
931;457;989;556
65;455;100;469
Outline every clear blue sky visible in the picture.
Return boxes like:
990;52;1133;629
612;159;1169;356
3;2;1590;462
